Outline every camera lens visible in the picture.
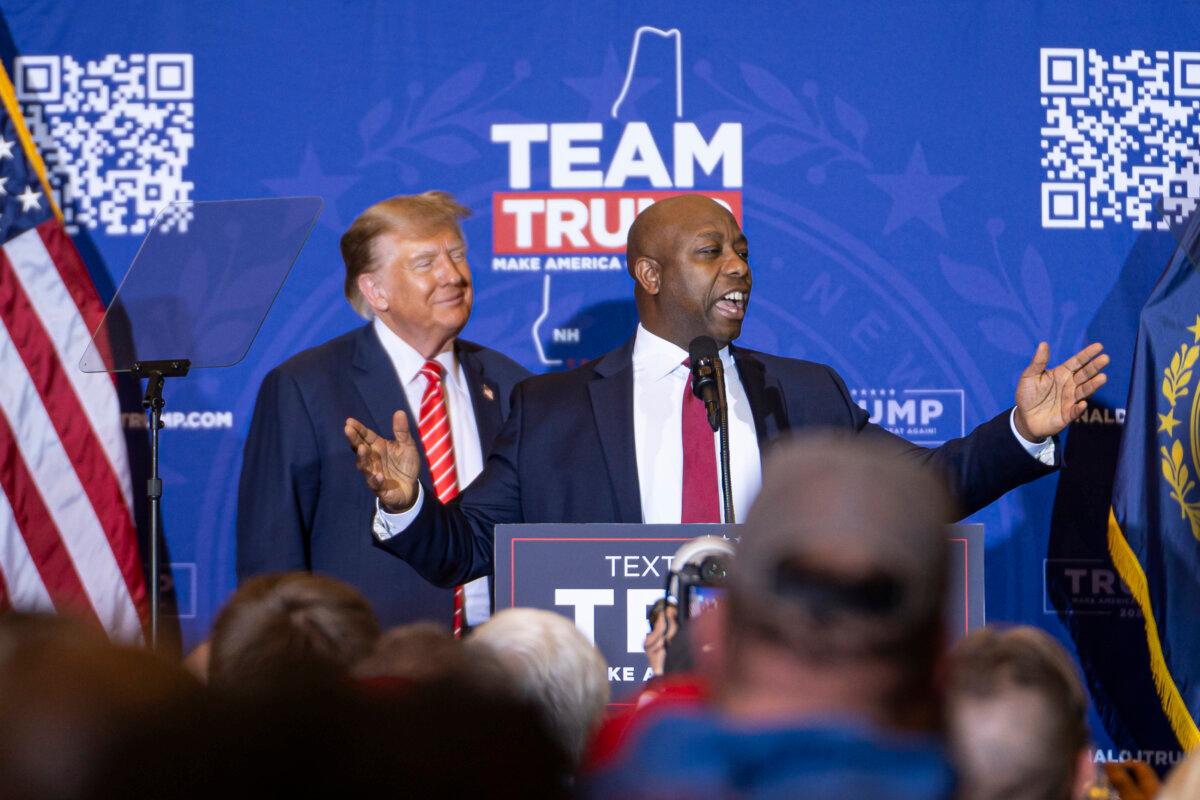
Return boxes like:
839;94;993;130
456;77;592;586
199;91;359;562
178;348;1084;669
700;556;728;583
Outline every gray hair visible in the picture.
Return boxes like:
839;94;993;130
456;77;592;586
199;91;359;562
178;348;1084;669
468;608;610;764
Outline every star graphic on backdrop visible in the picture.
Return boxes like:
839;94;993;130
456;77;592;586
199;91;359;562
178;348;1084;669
1188;314;1200;343
16;185;40;212
1159;408;1182;436
0;176;9;196
262;143;358;230
867;143;965;236
0;137;14;160
564;46;659;120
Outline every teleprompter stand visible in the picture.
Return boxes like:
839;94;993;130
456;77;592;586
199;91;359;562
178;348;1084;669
81;198;323;647
129;359;189;649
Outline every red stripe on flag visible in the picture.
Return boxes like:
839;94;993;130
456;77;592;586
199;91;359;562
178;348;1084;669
0;248;148;625
0;409;101;623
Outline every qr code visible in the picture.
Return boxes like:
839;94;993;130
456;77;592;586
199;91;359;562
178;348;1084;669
13;53;194;236
1041;48;1200;230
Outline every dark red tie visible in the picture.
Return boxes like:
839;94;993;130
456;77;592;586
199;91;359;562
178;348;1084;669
681;360;721;523
417;360;466;637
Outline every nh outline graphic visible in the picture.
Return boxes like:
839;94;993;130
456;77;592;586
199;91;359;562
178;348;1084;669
535;25;687;366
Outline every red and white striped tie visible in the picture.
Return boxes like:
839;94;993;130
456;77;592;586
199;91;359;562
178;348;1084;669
417;359;465;637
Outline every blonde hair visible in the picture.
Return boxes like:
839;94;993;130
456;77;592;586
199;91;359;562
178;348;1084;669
340;191;471;318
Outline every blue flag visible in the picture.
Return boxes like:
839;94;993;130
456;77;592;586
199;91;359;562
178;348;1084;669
1109;215;1200;750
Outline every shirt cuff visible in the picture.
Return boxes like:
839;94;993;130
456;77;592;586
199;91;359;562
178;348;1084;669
1009;408;1056;466
372;483;425;541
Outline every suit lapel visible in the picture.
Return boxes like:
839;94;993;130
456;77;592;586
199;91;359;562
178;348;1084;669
351;325;432;479
733;347;788;449
457;342;502;452
588;337;642;523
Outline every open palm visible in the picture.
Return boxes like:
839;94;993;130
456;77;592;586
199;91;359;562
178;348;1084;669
344;410;421;513
1013;341;1109;441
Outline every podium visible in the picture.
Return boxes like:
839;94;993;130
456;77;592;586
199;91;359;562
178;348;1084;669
494;523;985;700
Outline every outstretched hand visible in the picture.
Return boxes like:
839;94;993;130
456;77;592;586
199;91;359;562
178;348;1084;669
1013;341;1109;441
344;410;421;513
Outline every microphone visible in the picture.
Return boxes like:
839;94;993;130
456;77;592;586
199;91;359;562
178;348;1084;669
688;335;722;432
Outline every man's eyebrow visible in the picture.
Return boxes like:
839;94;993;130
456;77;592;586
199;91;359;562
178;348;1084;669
408;247;439;261
690;229;723;243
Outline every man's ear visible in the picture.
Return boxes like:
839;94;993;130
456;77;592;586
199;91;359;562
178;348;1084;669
357;272;388;314
1071;749;1094;800
633;256;662;296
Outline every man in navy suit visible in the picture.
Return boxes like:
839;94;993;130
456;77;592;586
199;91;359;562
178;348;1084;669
238;192;529;627
345;195;1109;589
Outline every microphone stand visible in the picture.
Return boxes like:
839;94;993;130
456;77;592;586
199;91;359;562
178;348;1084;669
713;362;735;525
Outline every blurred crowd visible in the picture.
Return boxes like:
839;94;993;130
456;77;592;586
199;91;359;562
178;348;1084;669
1;433;1195;799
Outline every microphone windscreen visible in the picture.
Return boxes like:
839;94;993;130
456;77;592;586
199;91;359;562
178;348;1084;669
688;335;719;363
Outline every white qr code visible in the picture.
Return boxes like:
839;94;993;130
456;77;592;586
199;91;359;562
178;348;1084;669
1041;48;1200;230
13;53;194;236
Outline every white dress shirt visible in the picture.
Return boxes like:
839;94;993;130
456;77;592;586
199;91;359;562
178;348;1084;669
372;318;490;625
375;323;1055;539
632;325;760;523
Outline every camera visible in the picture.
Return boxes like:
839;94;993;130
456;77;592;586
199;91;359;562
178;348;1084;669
668;536;735;623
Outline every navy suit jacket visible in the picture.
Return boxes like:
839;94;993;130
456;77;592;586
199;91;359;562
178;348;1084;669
379;335;1058;588
236;323;530;626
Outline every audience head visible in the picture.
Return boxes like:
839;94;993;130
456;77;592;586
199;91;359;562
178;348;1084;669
208;572;380;694
1160;746;1200;800
469;608;610;764
340;190;473;356
0;614;204;799
717;431;955;728
947;625;1092;800
353;622;465;685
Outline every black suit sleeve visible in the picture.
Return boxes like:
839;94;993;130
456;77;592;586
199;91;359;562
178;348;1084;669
375;381;529;587
822;366;1058;518
236;369;321;579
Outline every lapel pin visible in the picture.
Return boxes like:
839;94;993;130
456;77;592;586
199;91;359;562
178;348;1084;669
482;384;495;402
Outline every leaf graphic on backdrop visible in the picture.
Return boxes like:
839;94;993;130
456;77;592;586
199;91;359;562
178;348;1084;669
408;134;479;165
1019;244;1053;332
748;134;819;165
938;254;1021;312
459;108;531;139
739;63;815;131
358;99;393;146
414;62;487;129
833;97;868;147
692;109;767;138
979;317;1034;356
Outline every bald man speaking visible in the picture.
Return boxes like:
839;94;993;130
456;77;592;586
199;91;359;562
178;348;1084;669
346;196;1108;588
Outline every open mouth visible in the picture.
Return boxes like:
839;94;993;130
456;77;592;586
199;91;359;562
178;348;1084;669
713;289;748;319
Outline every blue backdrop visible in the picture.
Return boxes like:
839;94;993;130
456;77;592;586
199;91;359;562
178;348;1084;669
3;0;1197;761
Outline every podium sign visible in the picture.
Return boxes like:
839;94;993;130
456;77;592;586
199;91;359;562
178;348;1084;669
494;523;985;700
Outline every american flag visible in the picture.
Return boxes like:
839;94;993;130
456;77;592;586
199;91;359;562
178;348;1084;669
0;62;147;640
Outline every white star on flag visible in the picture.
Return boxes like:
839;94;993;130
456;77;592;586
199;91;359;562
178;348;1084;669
17;185;41;212
0;176;8;196
0;137;14;159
